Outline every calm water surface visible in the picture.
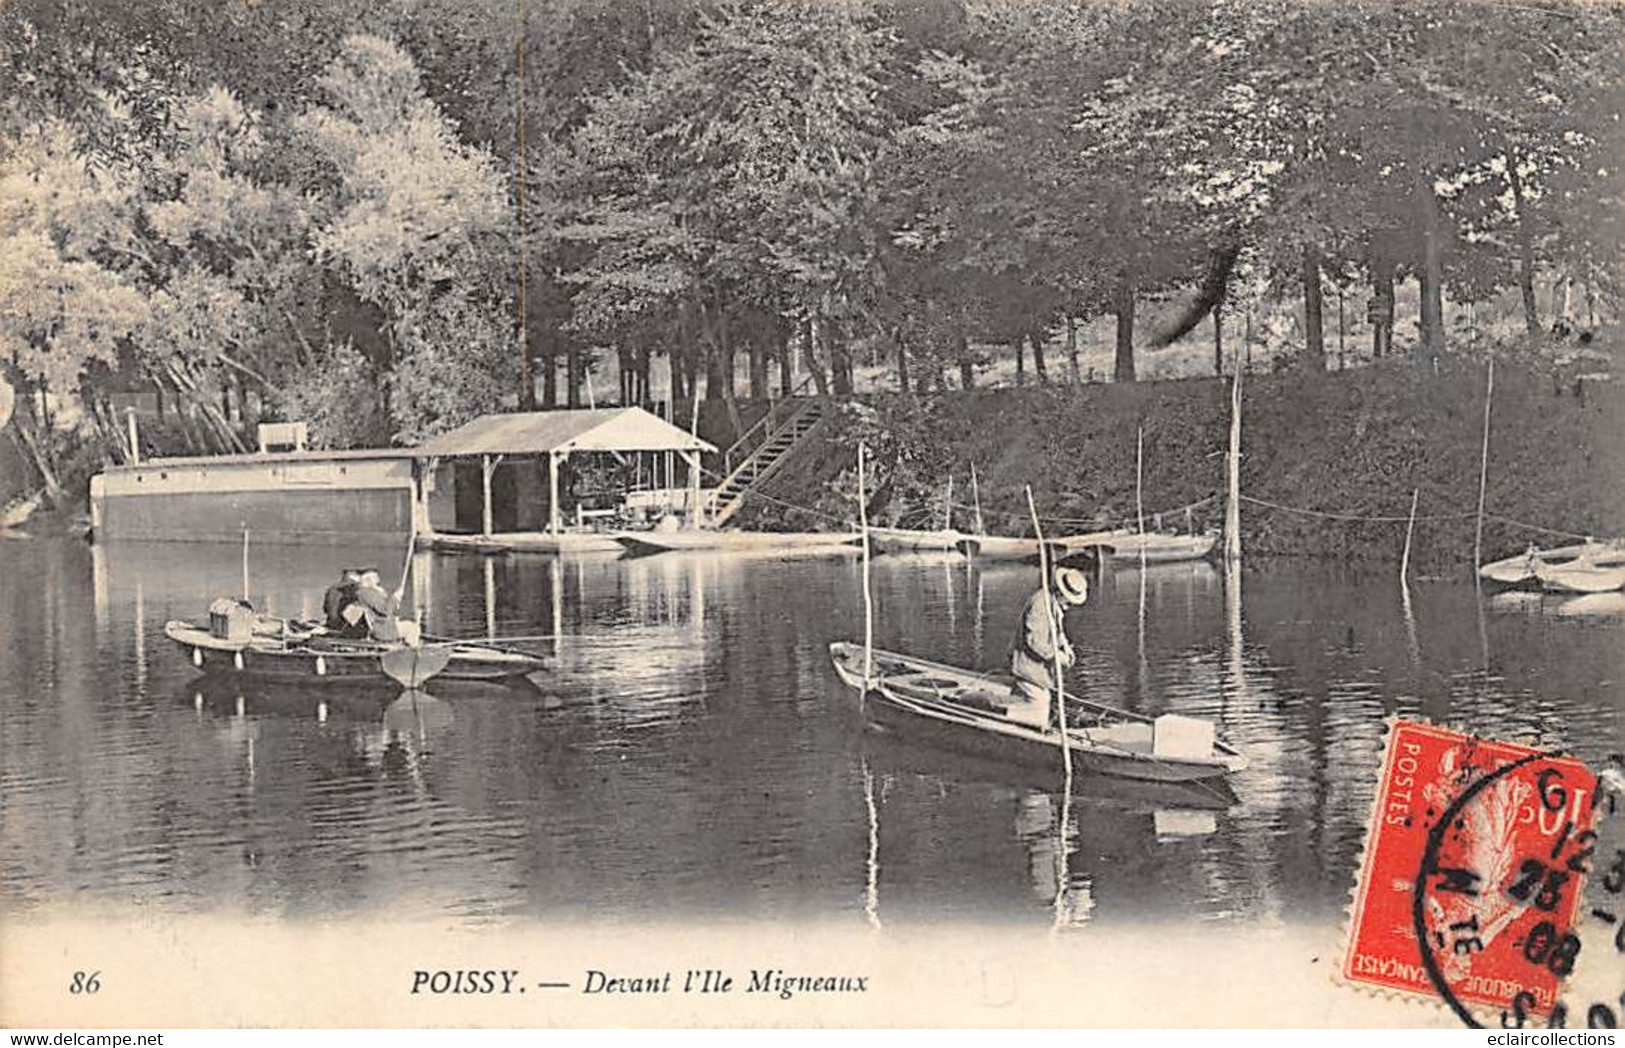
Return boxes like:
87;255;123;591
1;535;1619;928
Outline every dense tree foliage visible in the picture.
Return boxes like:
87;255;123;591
0;0;1619;490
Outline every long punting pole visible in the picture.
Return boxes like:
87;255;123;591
1400;487;1420;585
1026;485;1074;929
241;527;250;602
858;444;873;685
1472;359;1494;576
944;474;954;533
1024;488;1071;784
1224;366;1243;565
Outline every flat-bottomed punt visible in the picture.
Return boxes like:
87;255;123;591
616;530;861;556
828;642;1247;783
866;527;966;554
428;530;624;555
1479;539;1625;591
165;620;547;685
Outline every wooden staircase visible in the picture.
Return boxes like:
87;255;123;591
708;399;829;527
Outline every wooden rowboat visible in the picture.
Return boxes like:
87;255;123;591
0;492;41;530
828;642;1247;783
1478;539;1625;590
866;527;966;554
615;529;861;556
957;529;1138;562
165;620;547;685
1535;561;1625;594
1100;531;1219;564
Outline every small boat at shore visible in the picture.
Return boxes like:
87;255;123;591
1101;531;1219;564
428;530;623;555
866;527;966;554
165;620;547;686
0;491;41;530
1536;561;1625;594
828;643;1247;783
1479;539;1625;592
616;529;861;556
957;530;1128;561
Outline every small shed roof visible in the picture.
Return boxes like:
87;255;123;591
415;407;715;458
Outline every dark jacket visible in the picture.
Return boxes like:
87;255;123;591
322;582;357;630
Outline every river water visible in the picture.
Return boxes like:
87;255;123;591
1;535;1619;929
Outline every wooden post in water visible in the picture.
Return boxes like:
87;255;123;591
1400;487;1420;584
1224;368;1243;565
858;443;873;685
1135;424;1147;570
969;463;986;536
1473;359;1495;575
482;455;495;537
125;407;140;466
548;451;563;535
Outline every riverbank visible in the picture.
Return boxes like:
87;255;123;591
734;359;1625;571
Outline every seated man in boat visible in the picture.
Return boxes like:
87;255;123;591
1006;567;1088;728
322;568;363;633
350;568;420;646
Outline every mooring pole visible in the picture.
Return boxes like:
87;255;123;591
1473;359;1495;574
858;443;873;686
1401;487;1420;585
482;454;495;537
1224;368;1243;565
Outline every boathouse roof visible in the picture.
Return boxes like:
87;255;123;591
415;407;716;458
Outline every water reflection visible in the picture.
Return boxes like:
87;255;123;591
2;537;1620;930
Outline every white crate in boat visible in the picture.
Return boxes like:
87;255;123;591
1153;713;1215;760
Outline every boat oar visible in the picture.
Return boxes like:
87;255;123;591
380;643;455;689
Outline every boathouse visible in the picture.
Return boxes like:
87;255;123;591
417;407;715;541
89;407;714;545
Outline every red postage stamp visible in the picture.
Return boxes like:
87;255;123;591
1343;720;1600;1021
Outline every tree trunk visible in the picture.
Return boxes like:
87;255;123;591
518;318;535;410
804;318;830;396
703;344;725;402
777;325;792;396
566;343;582;408
1065;315;1081;384
1369;245;1395;359
1302;245;1325;372
957;331;975;389
895;329;911;393
542;350;558;407
828;317;853;395
1013;337;1026;385
776;324;796;394
748;339;767;400
1114;278;1136;382
1029;328;1048;383
1505;147;1540;339
9;421;61;504
1416;174;1445;362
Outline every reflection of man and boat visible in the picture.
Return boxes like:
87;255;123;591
184;676;454;778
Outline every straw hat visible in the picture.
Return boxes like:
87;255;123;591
1055;567;1089;605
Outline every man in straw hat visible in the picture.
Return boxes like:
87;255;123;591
1006;566;1088;728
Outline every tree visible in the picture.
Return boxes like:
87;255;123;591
297;35;517;443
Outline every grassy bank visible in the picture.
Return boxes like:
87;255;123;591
733;359;1625;572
